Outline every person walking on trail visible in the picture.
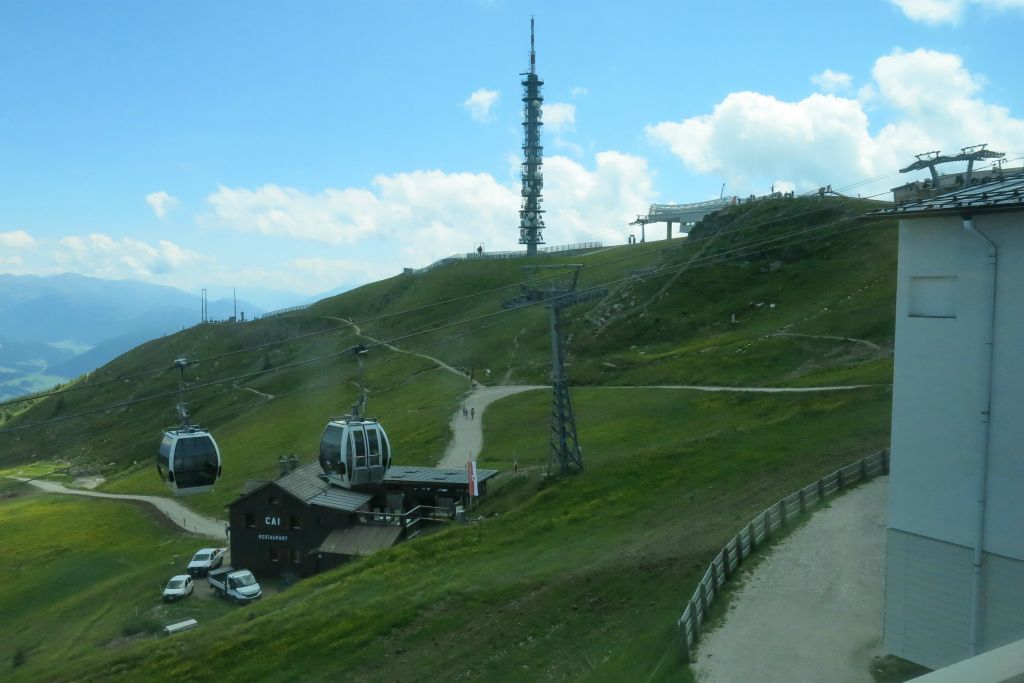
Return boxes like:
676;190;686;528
470;407;475;420
462;407;468;418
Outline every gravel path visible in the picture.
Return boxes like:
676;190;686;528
17;478;226;538
693;476;888;683
438;385;546;467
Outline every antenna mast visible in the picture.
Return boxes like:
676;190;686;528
518;16;546;256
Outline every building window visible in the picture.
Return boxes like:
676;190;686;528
245;512;255;528
909;276;957;318
315;515;323;527
290;515;302;530
268;494;279;505
291;549;301;564
269;548;279;563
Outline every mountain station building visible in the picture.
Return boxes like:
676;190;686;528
882;166;1024;669
227;461;497;579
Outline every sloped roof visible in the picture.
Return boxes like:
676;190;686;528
317;524;402;556
883;174;1024;217
384;465;499;486
234;462;372;512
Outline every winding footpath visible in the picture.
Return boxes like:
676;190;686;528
16;478;225;538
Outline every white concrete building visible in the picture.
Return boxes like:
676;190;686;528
883;172;1024;669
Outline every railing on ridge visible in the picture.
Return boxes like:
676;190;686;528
410;241;603;274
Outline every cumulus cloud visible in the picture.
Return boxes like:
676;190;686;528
889;0;964;23
543;152;654;241
889;0;1024;24
204;154;654;265
0;230;36;249
811;69;853;94
55;234;202;279
646;48;1024;196
543;102;576;133
571;86;589;97
463;89;500;122
145;191;180;219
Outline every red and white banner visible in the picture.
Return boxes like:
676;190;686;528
466;459;478;497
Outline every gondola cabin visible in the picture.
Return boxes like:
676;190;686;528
158;428;222;495
318;418;391;489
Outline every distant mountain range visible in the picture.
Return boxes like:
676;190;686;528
0;274;308;400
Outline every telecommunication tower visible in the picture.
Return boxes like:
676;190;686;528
518;17;546;255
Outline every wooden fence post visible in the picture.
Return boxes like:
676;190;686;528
780;498;788;527
817;477;825;502
722;545;731;580
883;449;890;475
860;457;868;481
798;488;806;514
764;510;772;540
681;619;692;662
699;580;709;618
690;597;701;639
747;522;757;552
837;468;844;490
711;557;720;591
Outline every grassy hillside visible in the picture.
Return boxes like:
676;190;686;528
0;196;898;681
0;491;238;679
22;386;891;682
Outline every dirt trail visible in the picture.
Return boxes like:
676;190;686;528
16;478;226;538
693;476;888;683
438;385;546;467
328;316;481;387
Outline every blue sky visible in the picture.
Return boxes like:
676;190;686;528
2;0;1023;304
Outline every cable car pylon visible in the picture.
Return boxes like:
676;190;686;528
504;265;605;476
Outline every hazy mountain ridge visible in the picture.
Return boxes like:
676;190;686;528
0;273;284;399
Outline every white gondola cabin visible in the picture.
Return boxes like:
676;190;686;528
318;418;391;489
158;427;222;495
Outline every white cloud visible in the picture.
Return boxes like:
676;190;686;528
571;86;589;97
810;69;853;94
145;191;180;219
889;0;964;23
543;102;576;133
0;230;36;249
889;0;1024;24
55;234;203;280
463;89;499;122
543;151;654;241
646;48;1024;197
204;154;654;266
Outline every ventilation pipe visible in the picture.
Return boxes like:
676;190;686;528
962;214;998;656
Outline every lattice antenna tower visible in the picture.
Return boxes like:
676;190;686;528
518;17;546;255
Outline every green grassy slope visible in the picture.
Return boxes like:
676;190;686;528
0;492;238;679
0;196;898;681
36;386;891;682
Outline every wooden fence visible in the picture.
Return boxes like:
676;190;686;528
677;449;890;661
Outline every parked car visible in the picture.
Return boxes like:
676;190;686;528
207;567;262;603
163;574;194;602
187;547;226;576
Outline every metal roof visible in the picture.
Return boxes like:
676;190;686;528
882;174;1024;217
384;465;499;486
317;524;402;557
235;462;372;512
